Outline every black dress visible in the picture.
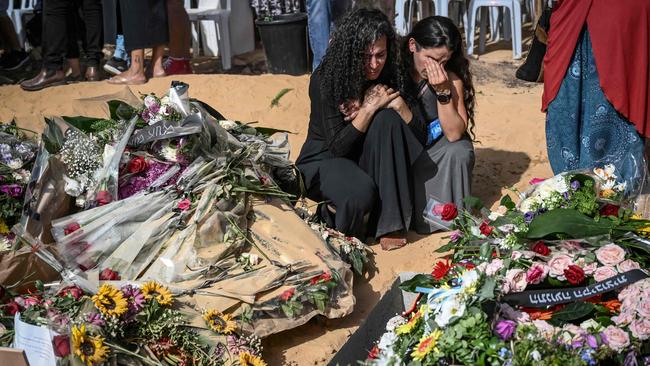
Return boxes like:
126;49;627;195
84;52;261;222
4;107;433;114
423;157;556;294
296;71;425;240
103;0;169;51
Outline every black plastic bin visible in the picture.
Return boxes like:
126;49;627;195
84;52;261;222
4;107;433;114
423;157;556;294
255;13;310;75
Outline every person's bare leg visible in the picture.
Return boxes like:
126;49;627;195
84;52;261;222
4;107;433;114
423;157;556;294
0;15;21;51
151;45;166;77
108;49;146;84
166;0;190;58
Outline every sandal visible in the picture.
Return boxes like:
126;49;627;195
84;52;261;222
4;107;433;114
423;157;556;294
379;233;407;251
107;74;147;85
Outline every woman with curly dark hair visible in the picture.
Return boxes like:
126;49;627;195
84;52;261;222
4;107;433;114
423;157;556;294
296;8;424;250
401;16;476;234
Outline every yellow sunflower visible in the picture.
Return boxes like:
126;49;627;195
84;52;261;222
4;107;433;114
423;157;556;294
203;309;237;334
0;219;9;234
239;352;267;366
71;324;109;366
91;284;128;317
411;329;443;361
141;281;173;306
396;305;428;335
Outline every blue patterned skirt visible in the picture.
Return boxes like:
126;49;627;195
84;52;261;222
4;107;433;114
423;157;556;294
546;29;645;191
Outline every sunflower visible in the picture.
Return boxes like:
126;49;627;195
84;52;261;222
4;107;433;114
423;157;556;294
239;352;267;366
411;329;443;361
203;309;237;334
91;284;128;317
396;305;428;335
71;324;109;366
141;281;173;306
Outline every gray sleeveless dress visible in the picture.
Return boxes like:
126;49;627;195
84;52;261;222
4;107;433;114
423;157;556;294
411;81;475;234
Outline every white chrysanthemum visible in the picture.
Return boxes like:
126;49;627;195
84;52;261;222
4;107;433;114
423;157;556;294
160;145;178;161
0;236;10;251
63;175;83;197
614;182;627;192
386;315;406;332
219;120;239;131
377;331;397;350
435;295;466;327
520;196;541;213
7;158;22;170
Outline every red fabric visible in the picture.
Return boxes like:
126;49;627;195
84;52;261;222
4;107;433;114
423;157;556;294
542;0;650;137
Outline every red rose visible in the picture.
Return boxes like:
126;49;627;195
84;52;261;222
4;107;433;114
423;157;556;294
368;346;380;360
127;156;148;174
600;204;620;217
53;335;71;357
64;223;81;235
4;300;20;315
479;221;494;236
59;286;84;300
531;241;551;256
440;203;458;221
432;260;452;280
564;264;585;285
95;191;112;206
99;268;121;281
280;288;295;301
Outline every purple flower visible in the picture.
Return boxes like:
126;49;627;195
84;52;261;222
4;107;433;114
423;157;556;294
121;285;145;312
1;184;22;197
149;103;160;115
562;192;570;200
85;312;105;326
524;212;535;223
450;230;463;242
495;319;517;340
624;351;638;366
600;331;608;346
571;180;581;190
586;334;598;348
226;335;255;356
571;340;584;349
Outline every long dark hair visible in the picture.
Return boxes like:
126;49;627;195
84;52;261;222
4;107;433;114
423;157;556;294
401;16;476;140
319;8;404;106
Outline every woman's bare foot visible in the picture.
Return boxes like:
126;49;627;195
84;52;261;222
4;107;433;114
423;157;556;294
379;232;407;251
107;70;146;85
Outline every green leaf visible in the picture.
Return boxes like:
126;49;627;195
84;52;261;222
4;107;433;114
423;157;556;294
464;196;484;210
107;100;136;120
399;274;435;293
526;209;616;239
479;241;491;260
270;88;293;108
550;301;595;323
42;118;65;154
595;316;614;327
499;194;516;210
478;277;496;301
61;116;105;133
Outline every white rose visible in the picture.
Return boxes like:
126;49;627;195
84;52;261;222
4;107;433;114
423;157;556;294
595;244;626;266
548;254;574;280
629;319;650;340
593;266;618;282
617;259;640;273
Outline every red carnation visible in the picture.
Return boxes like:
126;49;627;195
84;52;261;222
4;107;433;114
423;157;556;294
127;156;148;174
440;203;458;221
280;288;295;302
310;272;332;285
3;300;20;315
531;241;551;256
368;346;380;360
59;286;84;300
432;260;452;280
64;223;81;235
95;191;112;206
52;335;71;357
99;268;121;281
600;204;620;217
564;265;585;285
479;221;494;236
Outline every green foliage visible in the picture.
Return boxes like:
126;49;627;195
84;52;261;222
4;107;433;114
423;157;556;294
270;88;293;108
548;302;595;326
510;326;588;366
399;274;436;293
527;209;616;239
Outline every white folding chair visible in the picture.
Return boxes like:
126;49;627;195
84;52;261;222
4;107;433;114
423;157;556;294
12;0;35;49
184;0;232;70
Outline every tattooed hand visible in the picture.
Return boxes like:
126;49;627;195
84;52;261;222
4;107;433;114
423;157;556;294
361;84;399;114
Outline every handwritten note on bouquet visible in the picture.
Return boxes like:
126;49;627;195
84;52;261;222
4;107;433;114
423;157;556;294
13;313;57;366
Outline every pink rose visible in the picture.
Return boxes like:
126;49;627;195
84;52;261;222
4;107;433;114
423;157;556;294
548;254;573;280
593;266;618;282
532;320;557;341
559;240;584;253
637;296;650;318
485;259;504;276
526;262;549;285
582;262;598;276
595;244;626;266
602;325;630;351
629;319;650;340
504;268;527;294
612;311;635;326
177;198;191;211
511;251;523;261
617;259;640;273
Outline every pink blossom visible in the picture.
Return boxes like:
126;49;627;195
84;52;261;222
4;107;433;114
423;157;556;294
499;303;531;323
529;177;546;185
485;259;504;276
532;320;557;341
617;259;640;273
602;326;630;351
612;311;635;326
504;268;527;294
595;244;626;266
629;319;650;340
637;296;650;318
526;262;549;285
177;198;191;211
581;262;598;276
593;266;618;282
558;240;584;253
449;230;462;242
548;254;573;280
511;251;523;261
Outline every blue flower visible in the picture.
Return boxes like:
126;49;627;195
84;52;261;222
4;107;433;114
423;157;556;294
571;180;580;190
498;347;511;358
580;349;596;366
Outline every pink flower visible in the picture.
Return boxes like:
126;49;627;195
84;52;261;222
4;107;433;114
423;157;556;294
637;296;650;318
548;254;574;280
52;335;70;357
177;198;191;211
559;240;584;253
485;259;504;276
59;286;84;300
612;311;635;326
595;244;626;266
511;251;523;261
629;319;650;340
526;262;549;285
602;326;630;351
499;303;531;323
581;262;598;276
593;266;618;282
617;259;640;273
529;177;546;185
532;320;557;341
504;268;527;294
449;230;462;242
64;223;81;235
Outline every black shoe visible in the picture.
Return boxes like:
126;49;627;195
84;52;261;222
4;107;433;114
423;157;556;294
103;57;128;76
0;50;30;71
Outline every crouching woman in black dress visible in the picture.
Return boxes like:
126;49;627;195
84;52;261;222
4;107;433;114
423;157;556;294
296;8;425;250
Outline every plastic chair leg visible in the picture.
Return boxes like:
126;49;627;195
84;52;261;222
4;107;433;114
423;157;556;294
512;0;522;59
466;1;477;55
395;0;409;35
217;16;232;70
190;21;201;57
478;7;488;54
504;7;512;42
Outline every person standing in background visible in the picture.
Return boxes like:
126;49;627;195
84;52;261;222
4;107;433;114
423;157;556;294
163;0;192;75
306;0;351;71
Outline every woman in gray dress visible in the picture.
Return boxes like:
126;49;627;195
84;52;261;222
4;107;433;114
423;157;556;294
401;16;476;234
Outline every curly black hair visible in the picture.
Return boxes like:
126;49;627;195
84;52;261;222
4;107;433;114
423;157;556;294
318;8;404;107
401;16;477;140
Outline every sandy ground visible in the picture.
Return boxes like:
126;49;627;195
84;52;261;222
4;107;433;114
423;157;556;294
0;48;553;365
